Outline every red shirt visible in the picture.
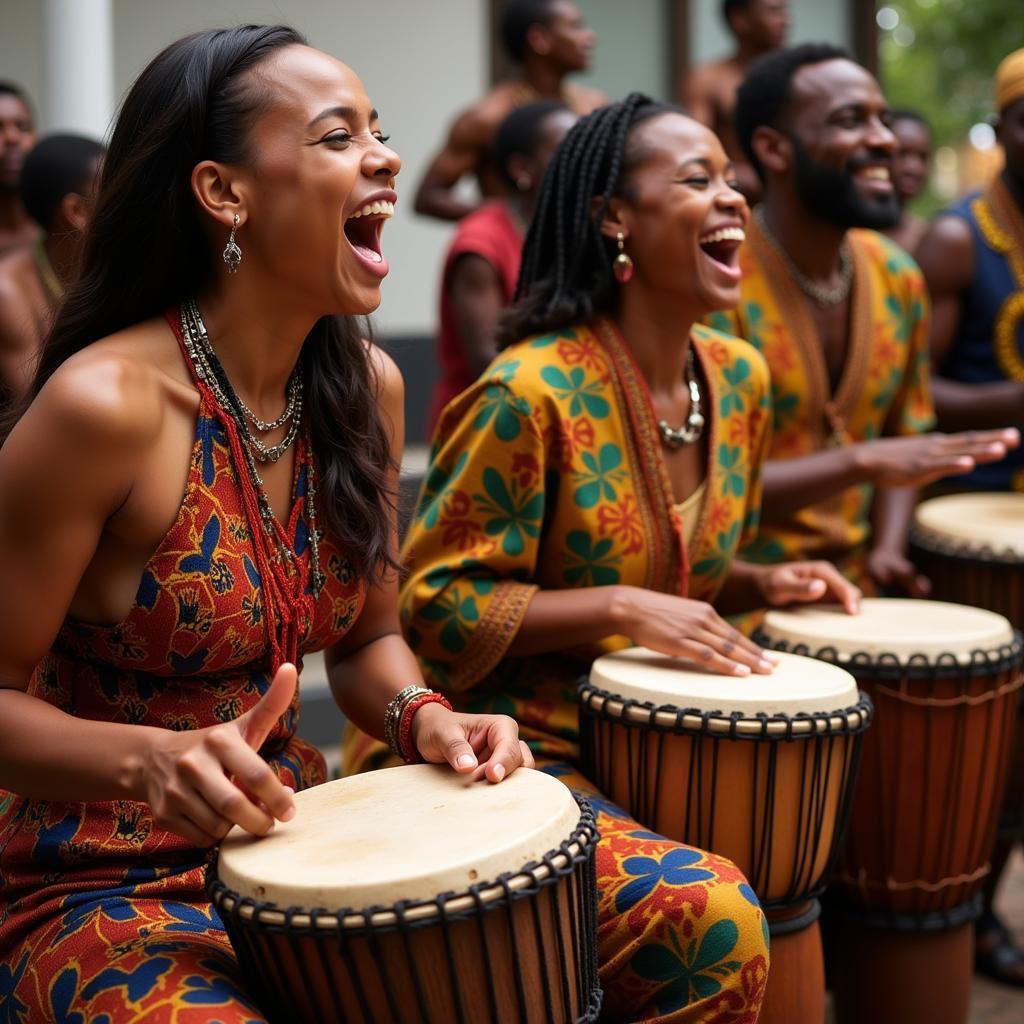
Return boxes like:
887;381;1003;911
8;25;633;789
429;202;522;431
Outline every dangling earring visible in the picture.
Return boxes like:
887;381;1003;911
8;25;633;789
222;213;242;274
613;231;633;284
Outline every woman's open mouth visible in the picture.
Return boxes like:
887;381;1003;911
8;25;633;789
343;199;395;278
698;225;745;284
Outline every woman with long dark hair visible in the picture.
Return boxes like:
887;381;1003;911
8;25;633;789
347;95;863;1021
0;26;530;1019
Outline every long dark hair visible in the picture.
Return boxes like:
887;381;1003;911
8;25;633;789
7;25;396;580
497;92;675;345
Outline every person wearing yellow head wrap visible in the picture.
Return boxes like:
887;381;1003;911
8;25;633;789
916;45;1024;989
995;47;1024;116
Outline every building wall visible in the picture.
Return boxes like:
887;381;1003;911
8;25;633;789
0;0;856;337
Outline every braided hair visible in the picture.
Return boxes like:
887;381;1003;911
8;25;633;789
497;92;676;346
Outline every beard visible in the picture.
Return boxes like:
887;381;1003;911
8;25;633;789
790;135;901;230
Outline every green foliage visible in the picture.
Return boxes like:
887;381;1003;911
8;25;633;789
879;0;1024;212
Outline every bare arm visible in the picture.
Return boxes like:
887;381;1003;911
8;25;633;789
326;348;529;779
413;110;490;222
679;67;717;127
916;214;1024;429
448;253;504;379
761;431;1017;522
0;352;299;844
511;585;774;676
866;485;930;597
0;282;38;403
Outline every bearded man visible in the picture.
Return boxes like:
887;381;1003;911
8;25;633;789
707;43;1015;595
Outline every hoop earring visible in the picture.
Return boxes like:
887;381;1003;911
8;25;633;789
222;214;242;274
613;231;633;284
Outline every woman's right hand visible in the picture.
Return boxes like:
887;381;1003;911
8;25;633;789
611;586;776;676
136;663;300;847
852;428;1019;488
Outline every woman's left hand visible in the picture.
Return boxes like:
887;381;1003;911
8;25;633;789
410;704;535;782
758;561;861;614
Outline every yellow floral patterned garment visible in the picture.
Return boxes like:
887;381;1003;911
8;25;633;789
344;315;770;771
343;318;775;1023
707;221;935;578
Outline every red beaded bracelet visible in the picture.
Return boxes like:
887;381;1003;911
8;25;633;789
397;691;453;763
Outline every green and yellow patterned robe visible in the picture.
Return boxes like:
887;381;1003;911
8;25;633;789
344;315;772;771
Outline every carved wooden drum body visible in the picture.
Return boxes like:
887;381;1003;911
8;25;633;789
757;598;1024;1024
208;764;601;1024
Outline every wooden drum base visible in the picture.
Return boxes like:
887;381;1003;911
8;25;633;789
830;920;972;1024
759;902;826;1024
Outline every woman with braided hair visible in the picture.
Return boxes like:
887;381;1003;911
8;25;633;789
345;94;861;1020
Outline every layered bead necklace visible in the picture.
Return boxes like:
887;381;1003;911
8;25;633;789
177;300;326;666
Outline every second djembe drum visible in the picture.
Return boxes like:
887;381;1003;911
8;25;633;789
208;764;601;1024
911;491;1024;847
757;598;1024;1024
578;648;871;1024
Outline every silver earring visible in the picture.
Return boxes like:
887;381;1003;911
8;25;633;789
222;213;242;274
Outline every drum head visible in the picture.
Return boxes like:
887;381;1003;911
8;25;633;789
216;765;580;910
914;493;1024;556
761;597;1015;662
587;647;859;716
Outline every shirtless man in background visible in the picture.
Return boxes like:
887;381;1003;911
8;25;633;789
680;0;789;201
413;0;605;221
0;83;37;254
0;134;104;406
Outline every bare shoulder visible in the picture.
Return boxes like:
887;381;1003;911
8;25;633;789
449;90;512;145
365;341;404;402
565;83;608;114
915;215;974;288
28;319;180;451
0;248;34;304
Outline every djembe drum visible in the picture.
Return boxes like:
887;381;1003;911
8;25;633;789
577;648;871;1024
208;764;601;1024
911;492;1024;845
756;598;1024;1024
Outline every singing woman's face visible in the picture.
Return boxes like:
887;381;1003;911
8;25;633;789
612;112;748;314
228;45;401;316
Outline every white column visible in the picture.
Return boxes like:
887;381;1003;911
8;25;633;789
42;0;114;140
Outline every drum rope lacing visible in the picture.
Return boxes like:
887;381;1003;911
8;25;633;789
207;797;604;1023
576;677;872;913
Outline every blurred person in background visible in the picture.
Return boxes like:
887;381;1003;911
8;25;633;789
428;99;576;430
0;82;37;254
915;47;1024;986
882;109;933;254
680;0;790;202
0;134;105;406
413;0;604;221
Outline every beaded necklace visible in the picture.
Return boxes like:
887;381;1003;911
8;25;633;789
170;304;326;672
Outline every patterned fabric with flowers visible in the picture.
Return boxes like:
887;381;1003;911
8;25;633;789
345;317;770;770
707;223;935;577
0;393;366;1022
342;319;772;1022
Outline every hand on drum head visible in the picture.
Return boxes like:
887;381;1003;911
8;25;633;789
611;586;778;676
410;703;535;783
758;561;862;614
853;428;1020;488
866;547;931;599
134;663;299;847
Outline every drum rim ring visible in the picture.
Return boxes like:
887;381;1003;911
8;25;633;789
909;523;1024;565
830;891;983;933
751;630;1024;681
576;678;874;738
